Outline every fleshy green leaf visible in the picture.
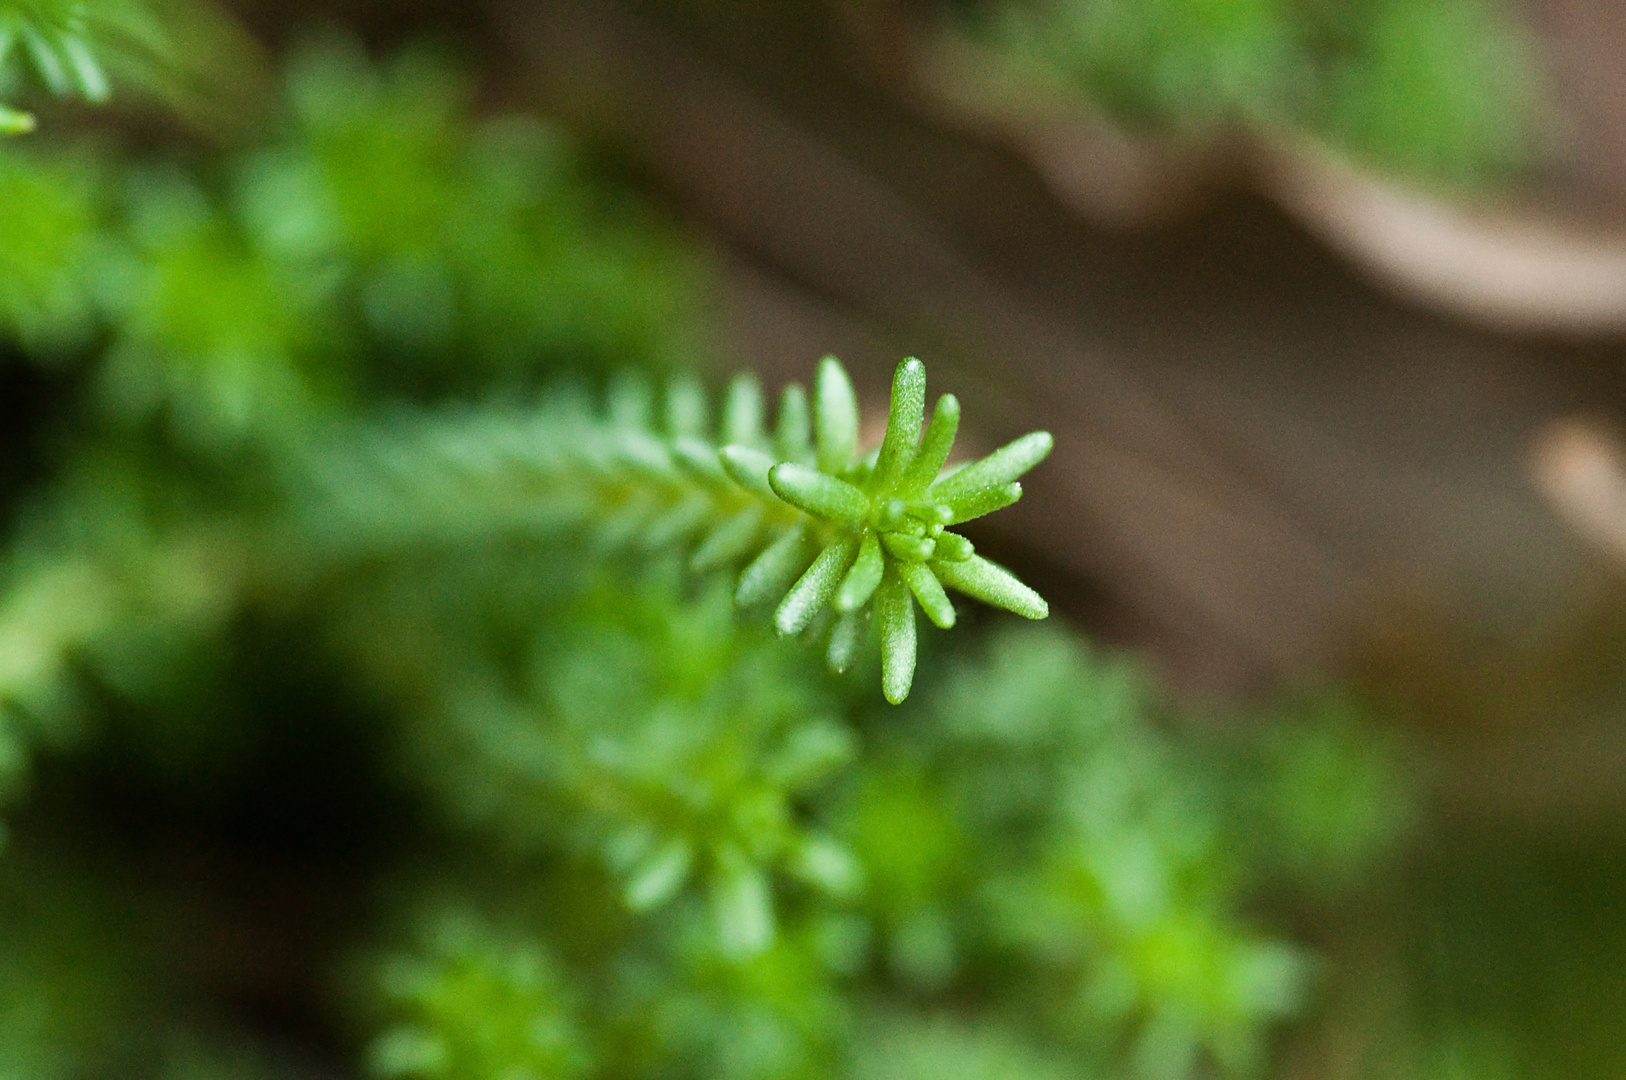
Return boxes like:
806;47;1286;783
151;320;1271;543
775;383;812;463
933;531;974;561
882;532;936;563
624;836;695;911
713;844;776;958
815;355;859;474
875;572;917;704
933;555;1049;620
897;394;961;498
928;432;1053;504
720;444;778;499
899;561;955;629
672;435;729;484
735;524;810;607
768;462;869;522
691;504;765;571
826;608;867;672
0;104;35;135
835;530;884;612
666;375;709;437
776;535;859;635
944;482;1022;526
723;373;765;446
870;357;926;491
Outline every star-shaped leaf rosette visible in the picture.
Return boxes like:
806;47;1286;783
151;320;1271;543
718;357;1052;703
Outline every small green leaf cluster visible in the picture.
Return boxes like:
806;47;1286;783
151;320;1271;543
721;356;1051;703
383;577;862;960
834;626;1343;1078
353;614;1406;1080
370;912;592;1080
0;34;705;443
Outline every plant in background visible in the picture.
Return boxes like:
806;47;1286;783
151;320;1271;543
983;0;1307;135
972;0;1544;186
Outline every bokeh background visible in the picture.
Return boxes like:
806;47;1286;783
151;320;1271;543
5;0;1626;1077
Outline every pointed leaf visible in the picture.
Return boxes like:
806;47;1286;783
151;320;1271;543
642;493;712;549
608;371;655;429
870;357;926;492
944;482;1022;525
834;531;884;611
672;435;727;484
735;524;810;607
666;375;709;437
776;536;859;635
882;531;935;562
932;554;1048;619
0;105;34;135
723;373;765;446
691;504;764;571
933;531;974;561
612;429;674;478
898;561;955;628
769;463;869;522
826;608;867;672
897;394;961;497
23;30;70;96
815;356;859;474
792;834;864;898
624;836;694;911
720;444;777;498
62;37;108;102
928;431;1052;504
775;383;812;463
713;845;775;959
875;573;917;704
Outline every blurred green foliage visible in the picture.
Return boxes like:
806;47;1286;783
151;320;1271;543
974;0;1543;185
0;20;1413;1080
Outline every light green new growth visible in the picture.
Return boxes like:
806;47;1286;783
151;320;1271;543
316;356;1052;703
733;356;1052;702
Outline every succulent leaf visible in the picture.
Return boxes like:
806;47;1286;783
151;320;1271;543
768;463;869;523
774;383;813;464
815;356;859;474
897;393;961;498
932;555;1049;620
928;432;1054;504
720;444;777;499
875;572;917;705
776;535;859;635
723;373;765;447
835;531;884;612
870;357;927;491
735;524;811;607
899;561;956;629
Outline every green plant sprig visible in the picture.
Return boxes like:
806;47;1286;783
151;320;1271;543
1;0;114;133
722;356;1052;703
308;356;1052;703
